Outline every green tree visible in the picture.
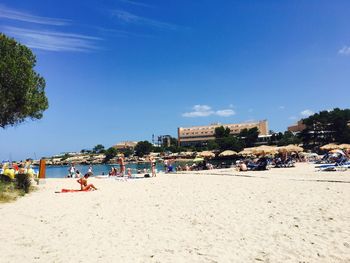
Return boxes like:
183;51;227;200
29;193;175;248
170;137;178;146
119;148;133;158
152;146;165;153
214;126;231;138
104;147;118;162
270;132;283;145
238;127;259;147
277;131;301;146
300;108;350;147
211;125;244;151
0;34;48;128
216;136;244;152
135;141;153;157
207;140;219;150
92;144;105;154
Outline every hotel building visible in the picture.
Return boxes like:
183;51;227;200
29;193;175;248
287;120;306;134
178;120;269;146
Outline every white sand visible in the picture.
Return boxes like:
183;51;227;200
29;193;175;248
1;163;350;262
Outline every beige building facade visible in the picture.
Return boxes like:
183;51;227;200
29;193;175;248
113;141;138;150
178;120;269;146
287;120;306;133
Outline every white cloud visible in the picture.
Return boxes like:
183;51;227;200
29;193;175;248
112;10;178;30
0;4;70;26
279;106;285;110
300;109;314;117
216;109;235;117
120;0;153;8
182;105;214;117
2;26;101;52
339;46;350;56
182;105;236;118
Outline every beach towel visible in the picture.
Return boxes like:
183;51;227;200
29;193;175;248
57;189;91;193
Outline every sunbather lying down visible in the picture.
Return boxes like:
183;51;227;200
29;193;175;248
56;174;97;193
77;173;97;191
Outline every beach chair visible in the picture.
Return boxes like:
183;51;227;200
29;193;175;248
317;160;349;171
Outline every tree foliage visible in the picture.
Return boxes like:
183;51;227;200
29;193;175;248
119;148;133;158
216;136;244;152
214;126;231;138
0;33;48;128
135;141;153;157
213;126;244;151
92;144;105;154
300;108;350;147
104;147;118;162
277;131;301;146
238;127;259;147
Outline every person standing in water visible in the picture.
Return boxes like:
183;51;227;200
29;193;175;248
87;165;93;175
118;157;125;176
150;157;156;177
69;164;76;178
127;168;132;178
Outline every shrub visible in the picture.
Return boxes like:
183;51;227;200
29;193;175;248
0;173;13;183
15;174;31;193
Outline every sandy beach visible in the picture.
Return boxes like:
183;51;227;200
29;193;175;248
1;163;350;262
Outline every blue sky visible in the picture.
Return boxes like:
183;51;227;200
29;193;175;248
1;0;350;160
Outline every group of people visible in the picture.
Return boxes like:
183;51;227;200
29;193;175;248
317;150;349;164
236;157;268;171
107;157;157;177
163;159;175;173
67;164;93;178
176;161;214;171
0;160;37;180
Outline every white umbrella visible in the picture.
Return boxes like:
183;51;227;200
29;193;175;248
219;150;237;157
198;151;215;158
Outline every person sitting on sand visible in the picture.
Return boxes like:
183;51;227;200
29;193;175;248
77;173;97;191
236;161;247;172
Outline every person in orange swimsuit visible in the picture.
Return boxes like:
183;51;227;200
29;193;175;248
77;173;97;191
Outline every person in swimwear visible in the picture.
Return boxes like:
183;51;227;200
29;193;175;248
127;168;132;178
150;157;156;177
118;157;126;176
77;173;97;191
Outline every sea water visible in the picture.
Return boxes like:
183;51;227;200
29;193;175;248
45;163;167;178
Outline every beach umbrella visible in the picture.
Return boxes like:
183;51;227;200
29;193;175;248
193;157;204;163
252;145;278;155
278;145;304;153
238;148;255;156
320;143;339;151
219;150;237;157
198;151;215;158
338;144;350;150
